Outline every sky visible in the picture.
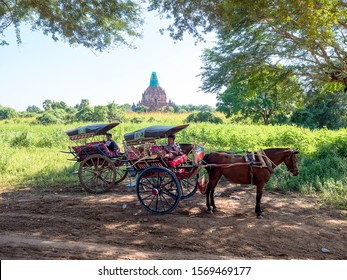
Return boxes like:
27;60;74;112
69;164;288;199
0;11;218;112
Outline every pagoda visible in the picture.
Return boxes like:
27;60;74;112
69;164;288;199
136;72;174;111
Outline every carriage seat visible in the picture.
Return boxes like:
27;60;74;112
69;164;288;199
150;145;163;156
167;154;187;167
72;142;119;160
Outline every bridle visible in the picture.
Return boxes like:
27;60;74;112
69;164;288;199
262;148;299;175
287;149;299;175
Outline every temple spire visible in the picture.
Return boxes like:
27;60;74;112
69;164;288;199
150;72;159;86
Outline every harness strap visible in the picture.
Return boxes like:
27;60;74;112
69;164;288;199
258;149;274;174
249;164;254;185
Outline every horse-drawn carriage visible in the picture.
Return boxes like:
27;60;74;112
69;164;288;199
65;123;206;214
65;122;128;194
123;124;205;214
65;122;299;217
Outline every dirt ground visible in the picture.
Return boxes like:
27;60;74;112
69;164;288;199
0;179;346;260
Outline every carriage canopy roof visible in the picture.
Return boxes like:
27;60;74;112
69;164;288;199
124;124;189;143
66;122;120;140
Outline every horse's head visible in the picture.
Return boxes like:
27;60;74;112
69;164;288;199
283;149;299;176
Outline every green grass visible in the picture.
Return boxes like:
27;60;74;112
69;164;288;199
0;114;346;209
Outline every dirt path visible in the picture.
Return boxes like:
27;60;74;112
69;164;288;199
0;182;346;260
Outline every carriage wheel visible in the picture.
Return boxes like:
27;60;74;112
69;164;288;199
113;159;128;184
180;173;199;199
136;166;181;214
78;154;117;194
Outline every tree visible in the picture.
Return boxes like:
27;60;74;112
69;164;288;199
133;105;149;113
42;99;53;111
92;105;108;122
75;99;90;111
185;111;223;124
199;105;213;112
75;106;94;122
149;0;347;90
51;101;68;110
26;105;41;113
291;87;347;129
0;106;17;119
107;102;125;122
216;66;303;124
1;0;143;50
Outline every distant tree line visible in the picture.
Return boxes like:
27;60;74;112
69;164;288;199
0;99;217;125
1;91;347;128
132;104;214;113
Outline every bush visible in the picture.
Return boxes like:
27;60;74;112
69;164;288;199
10;132;33;147
37;113;60;125
0;107;18;120
130;117;143;123
185;111;223;124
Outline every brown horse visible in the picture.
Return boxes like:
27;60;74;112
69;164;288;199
202;148;299;217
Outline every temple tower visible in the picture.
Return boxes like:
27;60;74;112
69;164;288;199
138;72;174;111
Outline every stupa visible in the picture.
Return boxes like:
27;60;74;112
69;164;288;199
136;72;174;111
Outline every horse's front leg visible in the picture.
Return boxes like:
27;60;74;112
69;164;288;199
210;187;217;210
205;169;222;213
255;183;264;218
205;184;212;212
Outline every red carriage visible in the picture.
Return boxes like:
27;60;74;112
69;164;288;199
123;124;205;214
65;122;128;194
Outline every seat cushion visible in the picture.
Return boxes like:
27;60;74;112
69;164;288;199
167;154;187;167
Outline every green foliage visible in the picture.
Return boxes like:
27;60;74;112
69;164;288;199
75;106;94;122
130;117;143;123
10;131;33;147
106;102;125;122
185;111;223;124
148;116;159;122
0;106;18;119
291;90;347;129
92;105;108;122
216;66;303;124
1;0;144;51
132;105;149;113
26;105;41;113
36;113;60;125
36;109;67;125
150;0;347;89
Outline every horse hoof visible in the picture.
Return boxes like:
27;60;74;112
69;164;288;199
257;214;264;219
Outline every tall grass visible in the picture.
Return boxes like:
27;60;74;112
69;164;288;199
0;114;346;208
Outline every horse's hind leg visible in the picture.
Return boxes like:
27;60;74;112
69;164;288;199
255;183;264;218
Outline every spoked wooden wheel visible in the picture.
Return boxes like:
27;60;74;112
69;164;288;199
176;166;202;199
179;172;199;199
113;159;128;184
78;154;117;194
136;166;181;214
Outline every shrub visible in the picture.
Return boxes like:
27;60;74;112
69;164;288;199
37;113;60;125
0;107;18;120
185;111;223;124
